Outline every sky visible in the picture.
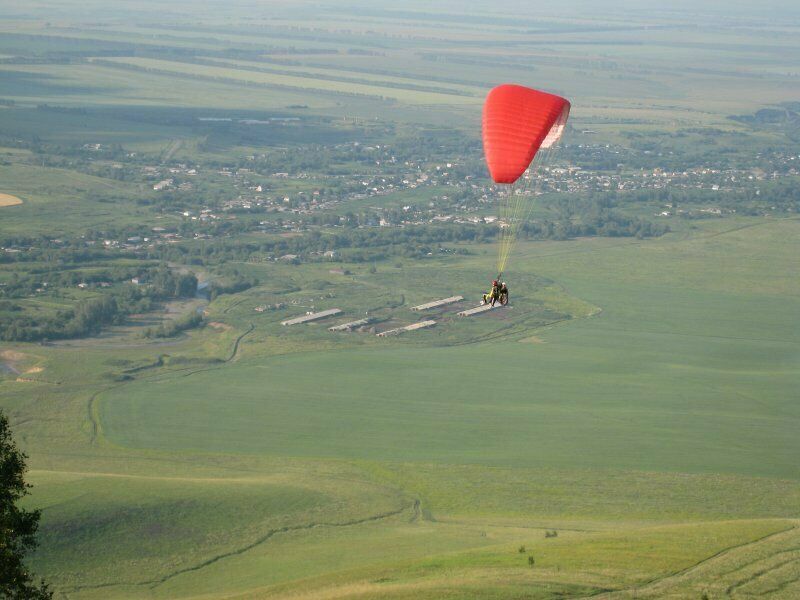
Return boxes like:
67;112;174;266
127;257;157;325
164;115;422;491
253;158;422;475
1;0;799;22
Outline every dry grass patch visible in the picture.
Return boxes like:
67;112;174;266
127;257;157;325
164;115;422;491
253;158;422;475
1;349;28;362
519;335;547;344
0;192;23;207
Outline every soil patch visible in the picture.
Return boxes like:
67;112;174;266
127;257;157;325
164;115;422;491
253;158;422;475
0;193;23;207
0;350;27;362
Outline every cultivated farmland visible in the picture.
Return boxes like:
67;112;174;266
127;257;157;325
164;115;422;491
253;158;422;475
1;1;799;598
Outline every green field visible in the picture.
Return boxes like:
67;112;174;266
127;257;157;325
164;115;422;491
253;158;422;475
1;217;795;598
1;2;800;598
100;220;799;482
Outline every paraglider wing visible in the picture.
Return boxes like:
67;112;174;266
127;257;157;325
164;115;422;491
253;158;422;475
481;83;571;277
482;84;570;184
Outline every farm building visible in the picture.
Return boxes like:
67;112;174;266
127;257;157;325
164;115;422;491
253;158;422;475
281;308;342;326
377;320;436;337
410;296;464;311
153;179;173;191
457;304;496;317
328;318;373;332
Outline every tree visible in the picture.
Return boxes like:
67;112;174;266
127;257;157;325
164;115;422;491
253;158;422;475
0;410;52;599
175;273;199;298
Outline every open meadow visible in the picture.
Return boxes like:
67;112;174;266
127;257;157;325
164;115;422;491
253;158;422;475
1;217;796;599
1;1;799;598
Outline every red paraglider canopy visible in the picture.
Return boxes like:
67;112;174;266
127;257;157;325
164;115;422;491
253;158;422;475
482;84;570;184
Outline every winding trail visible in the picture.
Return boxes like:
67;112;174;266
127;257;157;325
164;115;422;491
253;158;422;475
226;322;254;362
86;322;254;446
63;499;416;593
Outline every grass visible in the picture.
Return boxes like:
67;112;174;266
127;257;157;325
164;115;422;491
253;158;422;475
96;333;799;477
363;462;800;523
49;216;791;597
2;5;799;125
26;466;405;590
2;217;795;598
0;62;345;112
196;56;482;96
1;6;799;598
148;520;791;600
94;57;481;106
97;219;800;481
0;163;167;236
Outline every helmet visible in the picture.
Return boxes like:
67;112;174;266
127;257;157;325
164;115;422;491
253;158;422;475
492;280;498;286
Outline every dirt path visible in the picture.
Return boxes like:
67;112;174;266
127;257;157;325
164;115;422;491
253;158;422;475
0;362;20;375
226;323;254;361
161;139;183;163
86;322;254;445
63;498;415;593
1;349;28;375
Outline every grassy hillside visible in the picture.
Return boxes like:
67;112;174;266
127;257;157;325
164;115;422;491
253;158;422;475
4;217;795;598
99;220;800;480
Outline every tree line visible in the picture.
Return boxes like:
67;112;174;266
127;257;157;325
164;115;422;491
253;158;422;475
0;268;198;342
